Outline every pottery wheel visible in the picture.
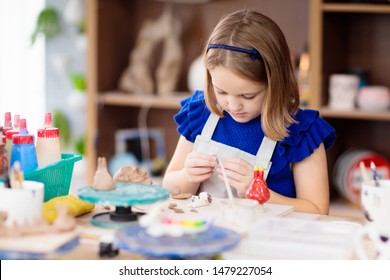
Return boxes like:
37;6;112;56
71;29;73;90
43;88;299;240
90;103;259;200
78;183;170;228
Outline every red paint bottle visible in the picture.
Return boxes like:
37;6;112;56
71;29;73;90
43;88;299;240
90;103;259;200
246;166;270;204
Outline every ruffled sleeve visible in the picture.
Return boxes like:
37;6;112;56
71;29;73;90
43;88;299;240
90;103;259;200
174;90;211;142
278;109;336;163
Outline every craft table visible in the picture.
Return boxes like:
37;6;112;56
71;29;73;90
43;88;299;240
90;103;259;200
47;198;365;260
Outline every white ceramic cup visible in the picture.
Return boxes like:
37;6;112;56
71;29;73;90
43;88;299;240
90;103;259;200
0;181;44;226
329;74;360;110
354;180;390;259
219;198;263;228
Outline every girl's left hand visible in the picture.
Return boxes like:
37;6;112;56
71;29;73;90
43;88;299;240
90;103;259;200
216;157;253;197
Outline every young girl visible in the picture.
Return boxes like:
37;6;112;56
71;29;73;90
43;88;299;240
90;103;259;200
162;10;336;215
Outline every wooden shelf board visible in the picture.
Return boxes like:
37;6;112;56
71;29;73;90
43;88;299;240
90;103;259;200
320;106;390;121
323;3;390;14
98;91;191;110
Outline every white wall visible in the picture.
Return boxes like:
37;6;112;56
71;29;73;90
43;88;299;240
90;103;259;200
0;0;45;133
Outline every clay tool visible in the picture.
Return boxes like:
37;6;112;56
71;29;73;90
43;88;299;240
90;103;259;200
3;171;12;188
370;161;380;187
216;154;234;202
359;161;371;186
10;161;24;189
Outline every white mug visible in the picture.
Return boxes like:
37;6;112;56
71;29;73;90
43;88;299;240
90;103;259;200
329;74;360;110
219;198;262;228
0;181;44;226
354;180;390;259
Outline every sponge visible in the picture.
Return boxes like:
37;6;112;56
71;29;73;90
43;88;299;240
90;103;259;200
43;195;94;223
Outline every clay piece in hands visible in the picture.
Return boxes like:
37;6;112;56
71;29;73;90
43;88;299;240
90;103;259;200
188;192;212;208
113;166;153;185
92;157;116;191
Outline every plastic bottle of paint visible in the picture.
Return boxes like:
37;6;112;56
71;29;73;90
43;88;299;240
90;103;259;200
36;112;61;168
10;118;38;172
5;114;20;161
245;166;270;204
2;112;13;136
0;128;8;179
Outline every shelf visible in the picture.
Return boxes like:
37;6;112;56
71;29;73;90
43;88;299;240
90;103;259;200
97;91;191;110
323;3;390;13
320;106;390;121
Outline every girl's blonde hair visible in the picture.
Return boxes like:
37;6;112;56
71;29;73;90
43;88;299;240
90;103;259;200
204;10;299;141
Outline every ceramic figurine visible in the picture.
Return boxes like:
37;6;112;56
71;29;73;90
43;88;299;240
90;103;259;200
188;192;212;208
92;157;116;191
118;6;183;95
246;166;270;204
113;166;152;185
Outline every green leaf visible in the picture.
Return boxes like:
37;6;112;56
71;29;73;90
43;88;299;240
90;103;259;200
52;110;71;148
70;73;86;91
31;7;61;45
74;135;86;156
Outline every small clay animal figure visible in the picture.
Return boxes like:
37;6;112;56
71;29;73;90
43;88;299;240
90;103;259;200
92;157;116;191
188;192;212;208
113;166;152;185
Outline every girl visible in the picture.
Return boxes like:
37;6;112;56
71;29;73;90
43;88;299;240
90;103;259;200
162;10;336;215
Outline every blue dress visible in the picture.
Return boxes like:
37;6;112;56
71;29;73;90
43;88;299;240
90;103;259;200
174;90;336;198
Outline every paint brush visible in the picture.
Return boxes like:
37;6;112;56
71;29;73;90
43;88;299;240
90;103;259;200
359;161;371;186
3;171;12;188
216;154;234;202
370;161;380;187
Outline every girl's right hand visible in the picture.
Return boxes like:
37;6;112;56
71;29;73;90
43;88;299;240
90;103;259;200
184;152;217;183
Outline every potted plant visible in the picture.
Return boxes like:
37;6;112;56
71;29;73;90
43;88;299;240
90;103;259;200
31;7;61;45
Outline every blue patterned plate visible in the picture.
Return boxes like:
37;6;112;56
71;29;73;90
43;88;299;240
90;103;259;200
115;225;241;259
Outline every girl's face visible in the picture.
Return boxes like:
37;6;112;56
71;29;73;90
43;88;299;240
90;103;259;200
209;66;267;123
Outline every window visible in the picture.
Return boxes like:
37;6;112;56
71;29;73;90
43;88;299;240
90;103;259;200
0;0;45;132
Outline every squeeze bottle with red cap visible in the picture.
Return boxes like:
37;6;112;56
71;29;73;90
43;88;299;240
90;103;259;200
2;112;13;136
246;166;270;204
36;112;61;167
5;114;20;160
9;118;38;172
0;128;8;179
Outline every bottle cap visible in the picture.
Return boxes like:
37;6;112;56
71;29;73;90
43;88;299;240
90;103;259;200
4;112;12;128
37;127;59;138
12;118;34;144
6;129;19;140
44;112;53;127
2;112;13;136
13;115;20;129
12;134;34;144
37;112;59;138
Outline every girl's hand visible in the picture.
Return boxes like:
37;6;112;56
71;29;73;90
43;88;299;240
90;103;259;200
216;157;253;197
184;152;217;184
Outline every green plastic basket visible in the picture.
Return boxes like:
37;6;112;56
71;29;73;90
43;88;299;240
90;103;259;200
0;154;82;202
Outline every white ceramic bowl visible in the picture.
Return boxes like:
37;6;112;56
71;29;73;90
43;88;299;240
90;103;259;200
357;86;390;111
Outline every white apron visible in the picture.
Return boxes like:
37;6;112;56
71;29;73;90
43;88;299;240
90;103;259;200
193;113;277;198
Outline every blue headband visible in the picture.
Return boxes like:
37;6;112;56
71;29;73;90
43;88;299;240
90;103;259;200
207;44;262;61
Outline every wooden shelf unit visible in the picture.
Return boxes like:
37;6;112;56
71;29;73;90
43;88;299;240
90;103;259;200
310;0;390;199
97;92;190;110
86;0;390;203
86;0;310;182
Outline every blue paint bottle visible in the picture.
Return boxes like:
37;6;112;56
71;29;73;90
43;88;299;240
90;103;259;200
10;118;38;173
